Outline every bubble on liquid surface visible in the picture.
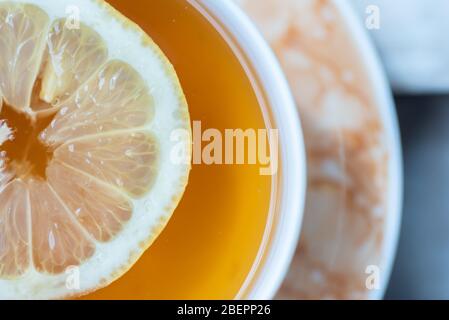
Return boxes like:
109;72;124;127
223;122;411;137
0;121;12;146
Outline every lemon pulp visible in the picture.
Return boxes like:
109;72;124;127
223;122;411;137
0;0;191;299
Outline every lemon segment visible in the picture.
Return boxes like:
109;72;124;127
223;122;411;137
0;3;50;112
0;0;191;299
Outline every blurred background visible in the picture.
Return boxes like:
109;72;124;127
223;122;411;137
385;96;449;299
350;0;449;299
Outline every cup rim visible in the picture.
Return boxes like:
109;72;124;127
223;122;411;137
188;0;307;299
335;0;403;299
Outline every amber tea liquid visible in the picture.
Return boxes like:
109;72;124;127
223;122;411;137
84;0;272;299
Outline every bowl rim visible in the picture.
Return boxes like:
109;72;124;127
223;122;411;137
333;0;403;299
335;0;403;299
188;0;307;299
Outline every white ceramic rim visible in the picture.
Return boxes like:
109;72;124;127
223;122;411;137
189;0;402;300
335;0;403;299
188;0;307;300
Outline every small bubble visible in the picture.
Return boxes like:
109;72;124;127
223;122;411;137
75;92;81;106
52;98;61;106
109;76;118;90
48;231;56;251
98;77;105;90
60;107;69;115
5;13;13;26
115;178;124;187
125;149;133;157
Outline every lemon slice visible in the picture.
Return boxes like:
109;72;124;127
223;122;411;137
0;0;191;299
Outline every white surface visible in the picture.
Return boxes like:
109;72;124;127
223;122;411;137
336;0;403;299
350;0;449;93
